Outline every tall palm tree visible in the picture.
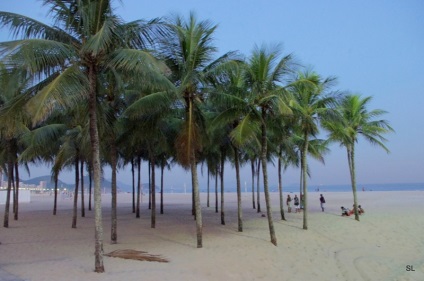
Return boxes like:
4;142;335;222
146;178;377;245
209;62;256;232
205;101;233;225
288;71;335;230
118;116;148;218
268;119;298;220
323;94;393;221
122;73;177;224
243;44;294;245
0;1;169;271
159;12;236;248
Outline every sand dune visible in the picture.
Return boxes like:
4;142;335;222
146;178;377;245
1;191;423;281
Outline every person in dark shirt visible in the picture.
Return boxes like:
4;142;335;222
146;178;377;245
319;194;326;212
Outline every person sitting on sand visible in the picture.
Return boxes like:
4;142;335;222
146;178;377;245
351;204;365;215
341;206;350;216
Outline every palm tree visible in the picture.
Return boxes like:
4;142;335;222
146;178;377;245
118;117;148;219
0;65;31;227
209;61;256;232
0;1;169;271
19;121;67;215
323;94;393;221
243;44;294;245
268;119;298;220
288;71;335;230
122;76;177;224
205;104;233;226
159;12;236;247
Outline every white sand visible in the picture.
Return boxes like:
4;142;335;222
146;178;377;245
1;191;424;281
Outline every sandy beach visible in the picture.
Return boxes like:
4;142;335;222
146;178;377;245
1;190;423;281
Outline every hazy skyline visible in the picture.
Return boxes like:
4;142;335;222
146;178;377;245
1;1;423;189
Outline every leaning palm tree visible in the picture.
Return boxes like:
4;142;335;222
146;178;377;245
323;94;393;221
0;1;169;271
288;71;336;230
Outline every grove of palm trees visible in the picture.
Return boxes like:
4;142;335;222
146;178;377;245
0;0;393;274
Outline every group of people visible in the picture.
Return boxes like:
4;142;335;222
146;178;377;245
341;205;365;216
285;194;303;213
285;193;365;216
286;193;325;213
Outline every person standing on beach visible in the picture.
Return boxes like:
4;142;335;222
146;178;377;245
293;195;300;213
319;194;326;212
286;194;292;213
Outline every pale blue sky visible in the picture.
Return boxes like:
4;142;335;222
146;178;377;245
1;1;423;188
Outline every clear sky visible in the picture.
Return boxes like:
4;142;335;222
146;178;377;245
1;0;423;188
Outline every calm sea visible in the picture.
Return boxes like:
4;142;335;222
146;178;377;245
187;182;424;193
283;182;424;193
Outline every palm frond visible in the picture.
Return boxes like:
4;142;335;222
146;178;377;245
107;49;173;88
0;11;78;44
0;39;76;77
82;16;119;56
25;65;88;125
124;91;175;119
229;114;261;148
119;17;170;49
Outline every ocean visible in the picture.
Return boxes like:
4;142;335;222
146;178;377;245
168;182;424;193
284;182;424;193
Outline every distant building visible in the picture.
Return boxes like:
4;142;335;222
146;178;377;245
39;181;47;190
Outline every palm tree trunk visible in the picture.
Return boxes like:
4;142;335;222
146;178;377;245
302;134;309;230
191;160;203;248
256;159;261;213
160;161;164;215
299;168;303;196
136;156;141;218
53;173;58;215
131;158;135;213
12;172;15;215
215;165;218;213
3;152;13;228
206;167;210;208
278;152;285;221
148;160;151;210
220;150;225;225
151;156;156;228
88;63;104;273
72;158;79;229
111;142;118;243
88;165;92;211
233;146;243;232
260;113;277;246
80;160;85;218
349;146;360;221
11;168;15;217
13;162;19;221
251;159;256;209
